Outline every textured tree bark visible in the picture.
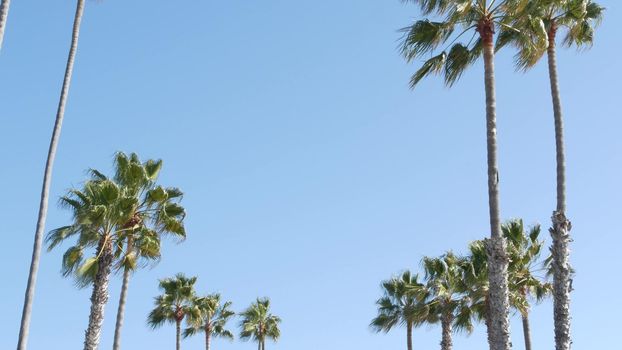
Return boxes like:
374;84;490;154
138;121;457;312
83;237;114;350
112;267;132;350
547;24;572;350
205;330;211;350
522;313;532;350
17;1;86;349
406;321;413;350
480;19;512;350
0;0;10;50
440;311;453;350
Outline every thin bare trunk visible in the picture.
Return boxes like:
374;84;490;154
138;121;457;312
522;313;532;350
205;330;211;350
0;0;10;50
406;321;413;350
176;319;182;350
84;237;114;350
112;267;132;350
17;1;85;349
479;19;511;350
547;24;572;350
440;311;453;350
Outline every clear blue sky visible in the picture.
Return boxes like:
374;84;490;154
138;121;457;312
1;1;619;349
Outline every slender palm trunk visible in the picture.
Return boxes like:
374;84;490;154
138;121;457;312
547;23;572;350
522;313;532;350
205;329;211;350
112;267;132;350
176;319;182;350
84;237;114;350
440;311;453;350
0;0;10;50
479;19;511;350
17;1;85;348
406;321;413;350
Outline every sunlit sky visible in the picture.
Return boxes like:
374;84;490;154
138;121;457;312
1;1;619;349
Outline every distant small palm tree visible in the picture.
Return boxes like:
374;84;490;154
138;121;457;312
239;298;281;350
463;220;551;350
503;220;551;350
370;271;432;350
148;274;198;350
496;3;605;349
184;294;235;350
422;253;474;350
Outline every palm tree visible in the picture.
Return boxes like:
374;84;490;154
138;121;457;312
148;274;198;350
17;1;87;348
502;220;551;350
239;298;281;350
398;2;527;348
422;254;474;350
0;0;10;50
111;153;187;350
45;154;186;350
496;3;605;349
184;294;235;350
463;221;551;350
371;271;433;350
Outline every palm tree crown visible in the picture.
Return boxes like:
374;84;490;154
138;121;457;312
147;273;198;328
148;273;198;350
371;271;432;350
46;152;186;286
422;253;474;350
497;0;605;70
184;294;235;349
239;298;281;350
400;0;525;87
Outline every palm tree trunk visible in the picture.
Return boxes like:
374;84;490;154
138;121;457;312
205;330;211;350
0;0;10;50
112;267;132;350
16;1;85;348
522;313;532;350
406;321;413;350
84;237;114;350
257;342;262;350
479;19;511;350
440;311;453;350
547;23;572;350
176;319;182;350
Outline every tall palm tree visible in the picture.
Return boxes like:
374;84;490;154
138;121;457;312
17;1;87;348
148;274;198;350
422;254;474;350
184;294;235;350
111;153;187;350
398;2;526;348
497;3;605;349
46;154;186;350
502;220;551;350
370;271;433;350
0;0;10;50
239;298;281;350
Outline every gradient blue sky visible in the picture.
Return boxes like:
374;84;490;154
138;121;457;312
1;1;619;349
